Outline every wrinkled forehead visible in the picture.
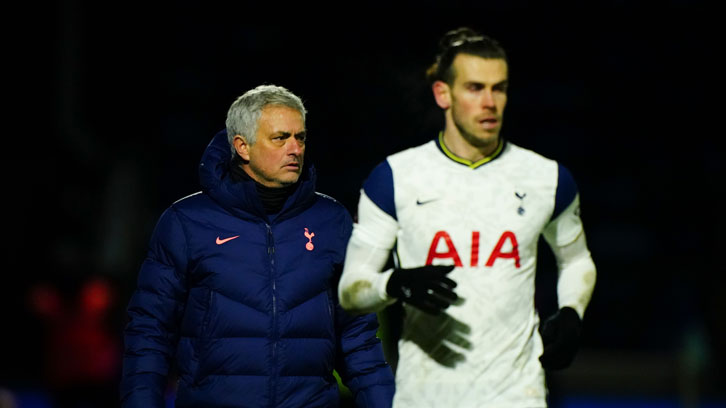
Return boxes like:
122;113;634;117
258;104;305;132
261;103;304;119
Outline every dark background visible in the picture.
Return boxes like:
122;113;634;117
3;1;724;407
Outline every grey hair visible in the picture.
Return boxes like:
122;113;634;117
225;84;307;157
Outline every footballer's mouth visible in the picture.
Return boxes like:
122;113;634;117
478;117;499;129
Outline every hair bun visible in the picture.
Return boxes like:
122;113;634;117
439;27;483;52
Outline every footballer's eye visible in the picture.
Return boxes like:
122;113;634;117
466;83;484;91
493;81;509;93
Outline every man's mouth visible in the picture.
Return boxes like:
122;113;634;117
479;117;499;129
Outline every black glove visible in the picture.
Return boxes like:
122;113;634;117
386;265;458;315
539;306;582;370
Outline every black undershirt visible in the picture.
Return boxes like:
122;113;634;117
230;158;297;215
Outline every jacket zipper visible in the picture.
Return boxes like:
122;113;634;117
266;223;278;405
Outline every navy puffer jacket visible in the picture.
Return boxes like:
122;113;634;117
120;130;394;407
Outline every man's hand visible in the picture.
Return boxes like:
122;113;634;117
539;306;582;370
385;265;457;315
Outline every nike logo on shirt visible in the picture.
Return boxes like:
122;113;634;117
416;198;438;205
216;235;240;245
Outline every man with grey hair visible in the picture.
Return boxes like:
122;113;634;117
120;84;395;407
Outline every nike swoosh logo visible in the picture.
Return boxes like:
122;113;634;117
416;199;438;205
216;235;240;245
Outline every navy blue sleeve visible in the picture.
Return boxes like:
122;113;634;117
552;163;579;220
335;308;395;407
362;160;396;220
120;207;189;408
333;202;395;406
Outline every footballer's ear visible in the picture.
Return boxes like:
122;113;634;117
233;134;250;161
432;80;451;109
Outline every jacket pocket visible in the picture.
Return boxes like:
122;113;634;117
325;288;335;320
193;288;215;386
200;288;215;337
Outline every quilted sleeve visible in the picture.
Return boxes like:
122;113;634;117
119;207;190;408
334;199;395;407
335;307;395;408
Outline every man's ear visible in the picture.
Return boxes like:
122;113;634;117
233;134;250;161
432;80;451;109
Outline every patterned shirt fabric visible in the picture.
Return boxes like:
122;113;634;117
339;135;595;408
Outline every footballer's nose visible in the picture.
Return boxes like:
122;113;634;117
481;89;496;109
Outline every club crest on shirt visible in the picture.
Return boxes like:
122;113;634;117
304;228;315;251
515;191;526;215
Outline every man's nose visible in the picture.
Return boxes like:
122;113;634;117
481;89;496;109
286;137;304;155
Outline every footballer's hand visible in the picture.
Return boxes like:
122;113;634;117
539;306;582;370
386;265;458;315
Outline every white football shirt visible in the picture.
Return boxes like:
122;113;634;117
339;135;596;407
